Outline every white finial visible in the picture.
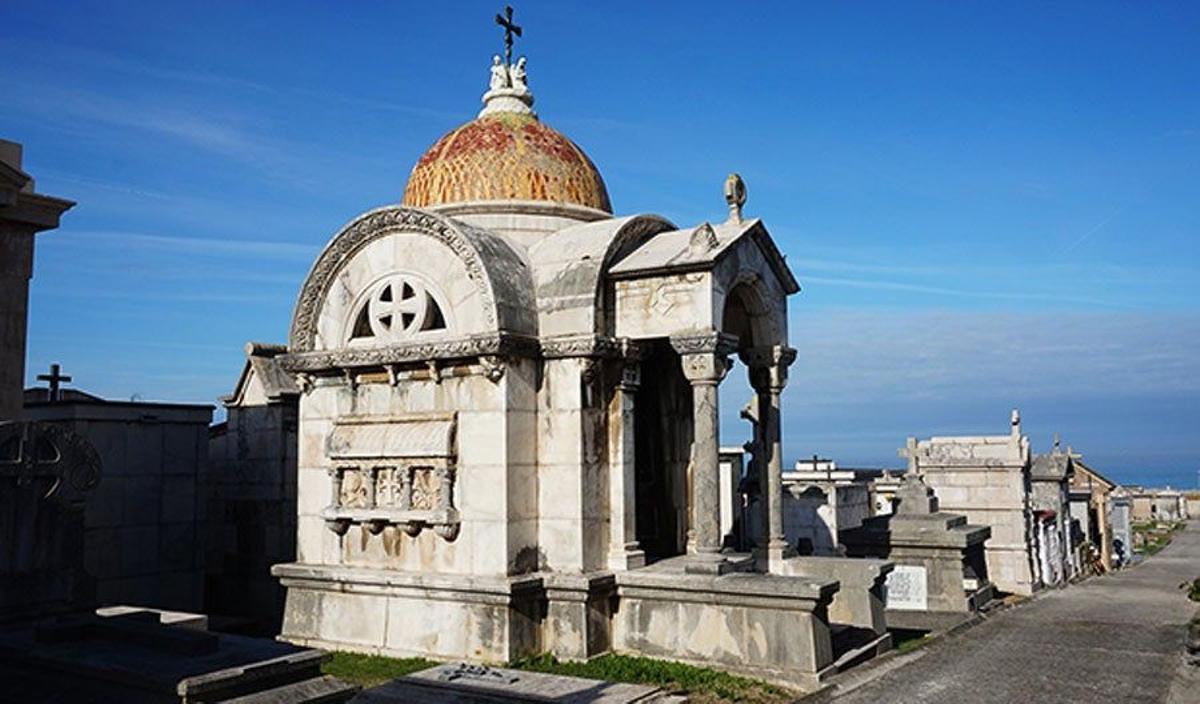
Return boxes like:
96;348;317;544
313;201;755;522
1011;409;1021;439
480;55;536;117
725;173;746;224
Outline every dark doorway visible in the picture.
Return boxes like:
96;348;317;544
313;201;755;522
633;341;692;562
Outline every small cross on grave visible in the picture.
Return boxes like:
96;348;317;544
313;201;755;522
37;363;72;402
495;5;522;66
898;436;921;476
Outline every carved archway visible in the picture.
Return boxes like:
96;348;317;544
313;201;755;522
289;206;535;352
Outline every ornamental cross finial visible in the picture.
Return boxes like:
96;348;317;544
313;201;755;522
495;5;522;66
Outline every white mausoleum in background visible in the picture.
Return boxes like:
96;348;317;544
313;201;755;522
272;30;896;689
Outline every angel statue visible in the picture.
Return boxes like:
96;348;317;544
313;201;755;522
489;54;509;91
510;56;528;93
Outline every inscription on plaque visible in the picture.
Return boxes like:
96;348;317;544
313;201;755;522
885;564;928;611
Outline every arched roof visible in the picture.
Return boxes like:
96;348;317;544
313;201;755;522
527;214;675;338
289;206;536;351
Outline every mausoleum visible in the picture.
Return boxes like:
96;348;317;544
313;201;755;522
271;24;892;688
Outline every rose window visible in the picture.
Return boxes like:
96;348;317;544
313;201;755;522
349;274;447;342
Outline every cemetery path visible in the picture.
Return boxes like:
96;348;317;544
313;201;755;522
819;521;1200;704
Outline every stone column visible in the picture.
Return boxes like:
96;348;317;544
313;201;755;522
743;345;797;572
672;333;737;574
608;346;646;570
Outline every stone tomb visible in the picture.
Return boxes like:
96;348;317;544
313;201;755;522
901;411;1038;596
271;39;877;690
842;474;994;631
0;608;357;703
357;662;682;703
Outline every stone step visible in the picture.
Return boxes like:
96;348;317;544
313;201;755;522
220;675;360;704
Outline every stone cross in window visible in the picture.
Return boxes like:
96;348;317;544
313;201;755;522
494;5;522;66
37;363;72;402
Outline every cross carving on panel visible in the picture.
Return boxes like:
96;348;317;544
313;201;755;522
0;421;101;500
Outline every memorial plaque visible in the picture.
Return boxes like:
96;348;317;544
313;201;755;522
885;564;928;611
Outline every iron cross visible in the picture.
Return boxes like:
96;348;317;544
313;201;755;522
37;363;72;402
495;5;522;66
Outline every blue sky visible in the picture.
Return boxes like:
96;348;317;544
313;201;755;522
3;2;1197;487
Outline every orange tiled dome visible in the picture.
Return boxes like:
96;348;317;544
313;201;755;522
402;112;611;213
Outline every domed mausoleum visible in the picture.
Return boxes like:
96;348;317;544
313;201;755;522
402;111;611;214
274;18;872;692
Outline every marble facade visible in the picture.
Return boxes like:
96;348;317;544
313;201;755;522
272;50;861;689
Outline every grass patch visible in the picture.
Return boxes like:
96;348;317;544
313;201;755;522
321;651;437;688
889;628;930;655
1134;521;1186;556
1181;577;1200;602
508;653;793;704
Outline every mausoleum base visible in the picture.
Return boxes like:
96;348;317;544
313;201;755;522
612;561;840;690
272;563;543;663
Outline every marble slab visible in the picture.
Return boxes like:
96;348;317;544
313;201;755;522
352;663;677;703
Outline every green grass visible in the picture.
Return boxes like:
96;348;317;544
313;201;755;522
1134;520;1186;556
508;653;793;704
889;629;930;655
322;650;792;703
1181;577;1200;602
321;651;437;688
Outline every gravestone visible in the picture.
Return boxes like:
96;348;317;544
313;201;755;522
842;474;994;630
354;662;683;703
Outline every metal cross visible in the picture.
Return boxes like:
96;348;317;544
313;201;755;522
495;5;522;66
37;363;72;402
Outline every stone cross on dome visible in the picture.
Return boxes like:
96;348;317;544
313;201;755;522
495;5;522;66
481;8;535;119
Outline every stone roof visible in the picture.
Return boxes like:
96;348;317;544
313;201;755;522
607;218;800;294
222;342;299;407
1031;452;1074;481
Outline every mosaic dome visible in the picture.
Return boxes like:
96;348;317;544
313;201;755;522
401;111;612;214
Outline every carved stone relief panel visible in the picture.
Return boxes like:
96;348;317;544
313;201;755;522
322;412;460;541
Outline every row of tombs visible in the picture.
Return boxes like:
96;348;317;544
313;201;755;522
4;43;1188;691
17;339;1162;688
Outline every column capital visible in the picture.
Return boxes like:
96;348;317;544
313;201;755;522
671;332;738;384
741;345;796;393
670;331;739;357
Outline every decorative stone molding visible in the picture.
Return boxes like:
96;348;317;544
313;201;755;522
540;334;637;360
479;355;507;383
290;206;536;352
280;332;540;373
322;465;461;542
669;332;739;357
689;222;719;255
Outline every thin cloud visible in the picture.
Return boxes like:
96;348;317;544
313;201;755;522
51;230;317;260
802;274;1127;308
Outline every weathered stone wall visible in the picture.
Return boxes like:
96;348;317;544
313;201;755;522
0;226;34;420
777;482;870;555
23;400;212;611
921;466;1035;596
206;401;297;630
295;359;538;578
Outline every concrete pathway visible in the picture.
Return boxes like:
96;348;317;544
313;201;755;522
820;522;1200;704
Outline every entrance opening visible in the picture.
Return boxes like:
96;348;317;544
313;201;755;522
633;341;692;563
